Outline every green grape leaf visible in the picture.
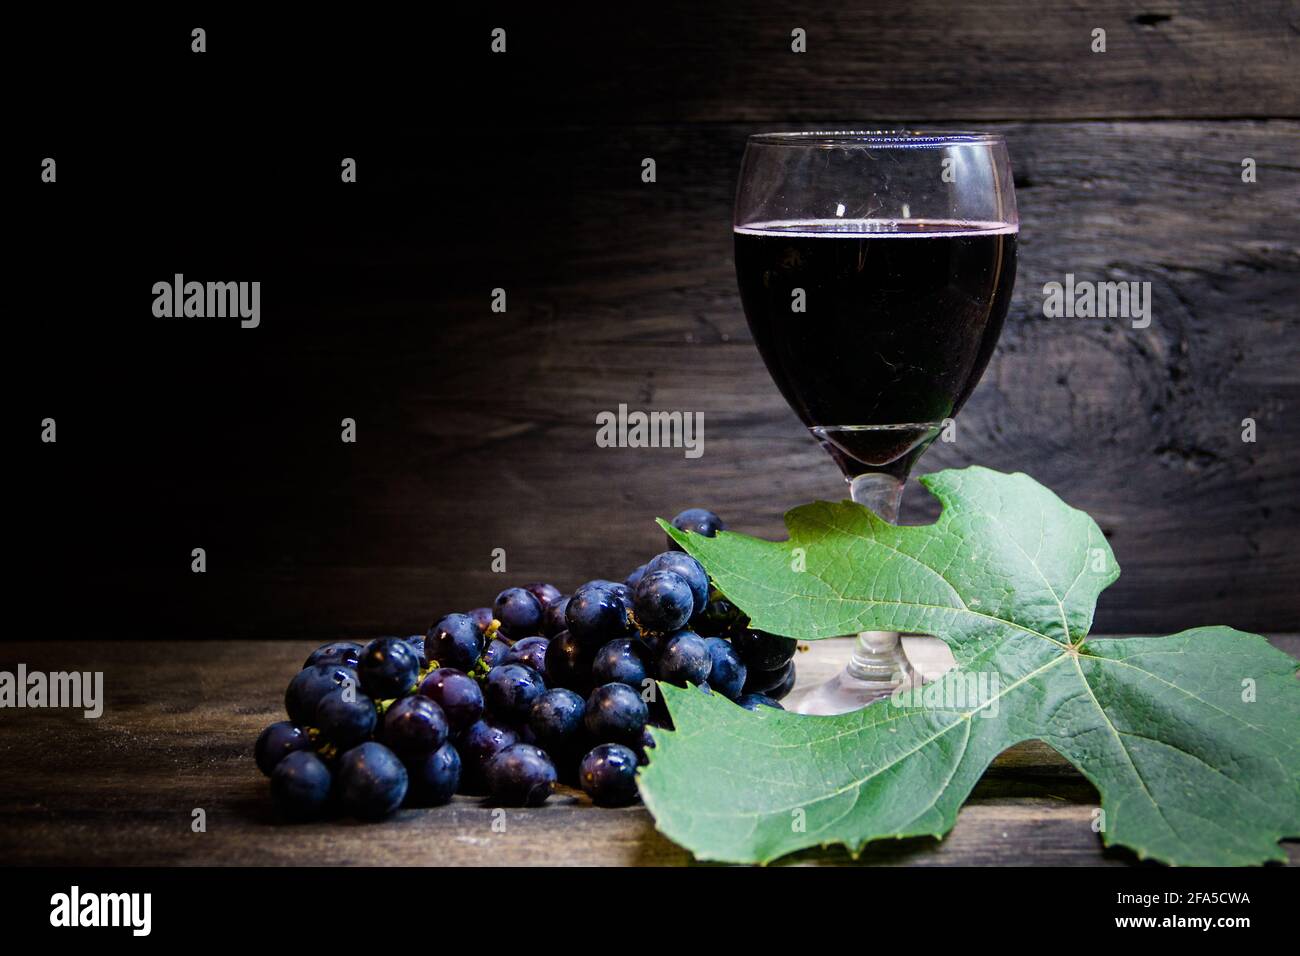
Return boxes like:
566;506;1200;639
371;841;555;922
638;467;1300;866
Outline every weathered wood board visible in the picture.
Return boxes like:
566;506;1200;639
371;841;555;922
0;637;1294;866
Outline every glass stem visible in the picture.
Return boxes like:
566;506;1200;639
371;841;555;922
848;473;904;522
846;473;911;684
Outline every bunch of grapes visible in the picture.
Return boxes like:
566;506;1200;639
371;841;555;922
254;508;796;820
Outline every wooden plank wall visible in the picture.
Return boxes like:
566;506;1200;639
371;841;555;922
14;5;1299;639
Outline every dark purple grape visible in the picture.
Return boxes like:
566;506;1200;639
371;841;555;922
735;692;784;712
579;743;640;807
657;630;711;687
644;551;709;615
357;638;421;700
404;634;426;660
285;663;357;725
254;721;311;776
770;663;797;701
337;742;408;820
271;750;332;819
383;695;449;761
565;582;631;647
457;719;520;793
667;508;725;552
702;636;747;700
304;641;363;670
503;636;549;677
744;659;796;701
458;719;518;766
588;580;635;630
483;637;511;668
408;742;460;806
524;582;564;609
694;595;747;637
542;596;570;637
418;667;484;731
591;637;652;689
494;587;544;638
528;688;586;751
632;569;695;633
486;744;556;807
732;629;798;671
315;688;377;750
484;663;547;723
544;630;596;694
585;683;648;745
426;613;484;670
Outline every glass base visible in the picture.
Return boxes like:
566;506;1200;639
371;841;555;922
789;630;916;715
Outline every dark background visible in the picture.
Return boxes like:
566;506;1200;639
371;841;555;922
13;4;1299;640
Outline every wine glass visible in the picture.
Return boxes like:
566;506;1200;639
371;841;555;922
733;130;1018;715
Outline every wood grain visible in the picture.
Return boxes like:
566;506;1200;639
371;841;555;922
20;121;1295;639
12;6;1300;643
16;4;1299;124
0;637;1295;866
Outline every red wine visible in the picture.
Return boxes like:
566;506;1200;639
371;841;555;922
734;220;1017;477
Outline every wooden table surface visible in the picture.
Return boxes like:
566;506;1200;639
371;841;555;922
1;636;1296;867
